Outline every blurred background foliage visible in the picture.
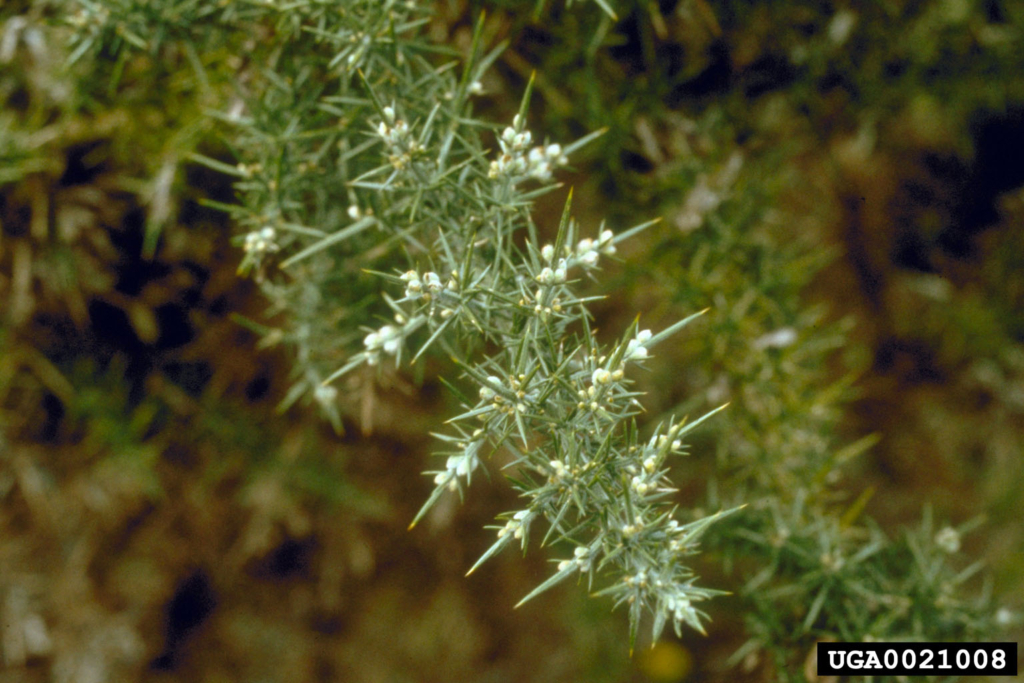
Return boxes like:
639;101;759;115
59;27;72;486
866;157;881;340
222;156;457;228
1;0;1022;681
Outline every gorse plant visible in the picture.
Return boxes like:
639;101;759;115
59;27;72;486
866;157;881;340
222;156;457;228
468;2;1017;676
32;0;1015;675
60;0;740;649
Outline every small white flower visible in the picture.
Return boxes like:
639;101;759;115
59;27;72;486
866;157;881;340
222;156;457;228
935;527;961;554
382;106;395;124
314;384;338;409
423;271;442;293
625;330;652;361
599;229;616;255
580;251;599;267
347;205;362;219
469;80;484;95
753;327;798;350
365;325;402;356
592;368;612;385
577;238;594;254
401;270;423;298
541;244;555;262
536;267;554;284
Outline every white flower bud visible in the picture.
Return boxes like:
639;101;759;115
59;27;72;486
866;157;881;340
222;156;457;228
580;250;599;267
424;271;442;292
935;527;961;554
592;368;612;385
314;384;338;406
541;244;555;262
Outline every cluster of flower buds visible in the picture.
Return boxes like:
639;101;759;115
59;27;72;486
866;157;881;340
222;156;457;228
625;328;652;361
433;443;481;492
557;546;593;573
620;515;647;538
535;261;568;285
548;459;570;483
488;116;569;182
497;510;533;540
935;526;961;554
399;269;458;301
575;229;616;268
631;473;654;496
625;567;649;588
363;324;403;365
243;226;279;256
375;106;423;169
478;375;502;401
478;374;536;416
665;592;698;627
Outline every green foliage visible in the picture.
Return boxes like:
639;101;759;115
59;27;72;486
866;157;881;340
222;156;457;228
5;0;1019;679
53;0;750;649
